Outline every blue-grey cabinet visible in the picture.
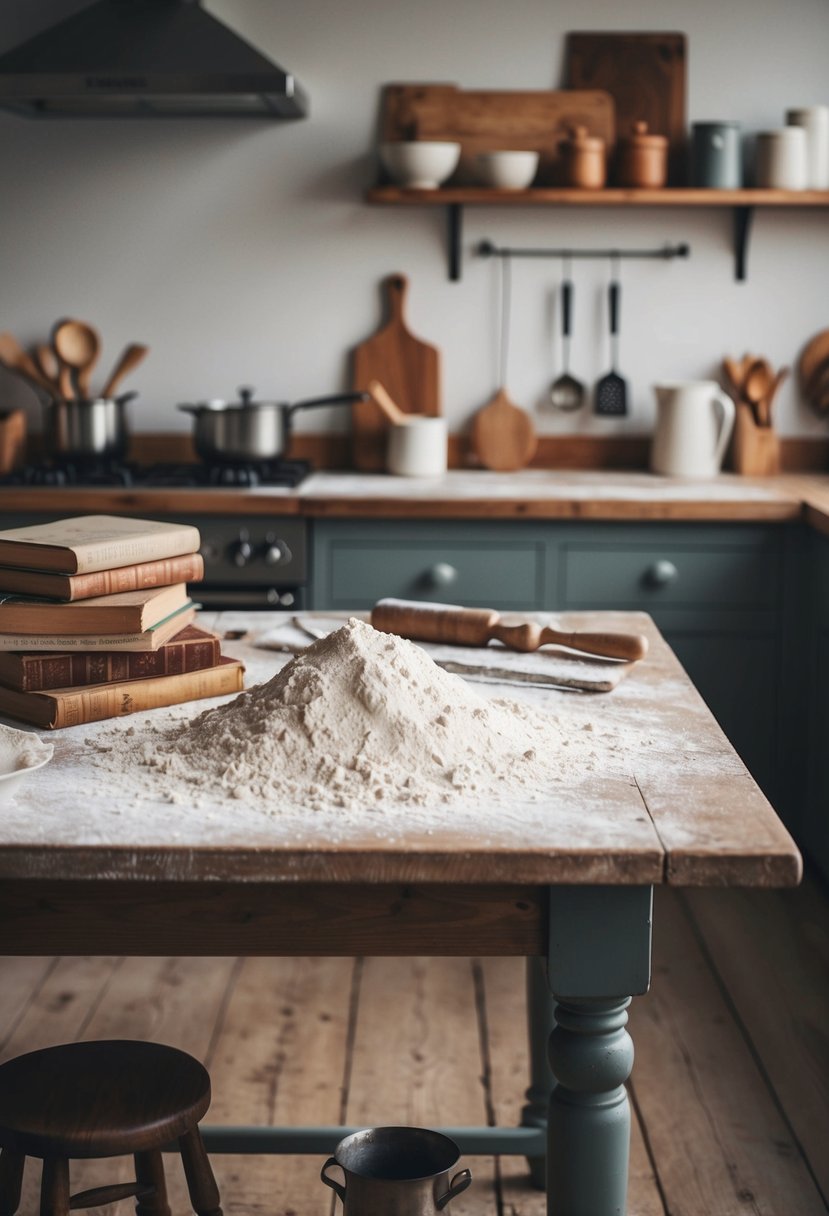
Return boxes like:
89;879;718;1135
311;518;790;813
803;531;829;881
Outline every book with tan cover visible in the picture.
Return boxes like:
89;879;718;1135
0;604;197;652
0;656;245;729
0;515;201;574
0;583;190;634
0;552;204;601
0;624;221;692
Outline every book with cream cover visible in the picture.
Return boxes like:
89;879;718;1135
0;603;197;652
0;656;245;729
0;515;201;574
0;583;190;635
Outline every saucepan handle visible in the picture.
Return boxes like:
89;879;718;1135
436;1168;472;1210
285;392;368;419
320;1158;347;1204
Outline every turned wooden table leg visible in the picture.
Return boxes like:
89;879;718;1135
522;955;555;1189
545;885;653;1216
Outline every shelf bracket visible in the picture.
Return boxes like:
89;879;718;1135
448;204;462;281
734;205;754;281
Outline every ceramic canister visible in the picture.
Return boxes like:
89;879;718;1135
786;106;829;188
690;122;741;188
387;416;448;477
754;127;808;189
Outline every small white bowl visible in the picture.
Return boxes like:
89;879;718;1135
0;723;53;804
475;150;540;189
379;141;461;189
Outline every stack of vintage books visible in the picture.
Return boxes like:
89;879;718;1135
0;514;244;728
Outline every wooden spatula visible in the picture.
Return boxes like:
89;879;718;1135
372;598;649;662
472;252;537;471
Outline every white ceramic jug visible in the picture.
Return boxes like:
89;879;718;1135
651;382;736;477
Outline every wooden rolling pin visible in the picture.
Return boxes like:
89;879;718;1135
371;599;648;662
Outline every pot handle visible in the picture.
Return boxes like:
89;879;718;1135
320;1158;347;1204
284;391;368;420
436;1168;472;1210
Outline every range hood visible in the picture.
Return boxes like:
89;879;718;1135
0;0;308;118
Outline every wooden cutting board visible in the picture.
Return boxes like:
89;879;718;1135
472;388;537;471
351;273;441;471
380;83;615;185
565;33;687;185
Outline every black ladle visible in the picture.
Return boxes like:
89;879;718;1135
549;278;585;411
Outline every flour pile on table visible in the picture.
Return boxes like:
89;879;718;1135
125;617;588;812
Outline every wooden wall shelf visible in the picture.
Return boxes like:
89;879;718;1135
365;187;829;282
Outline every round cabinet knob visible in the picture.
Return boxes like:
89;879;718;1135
264;537;292;566
230;530;254;568
425;561;459;589
645;559;679;587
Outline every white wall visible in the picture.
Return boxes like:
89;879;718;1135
2;0;828;442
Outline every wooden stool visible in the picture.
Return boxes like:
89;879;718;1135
0;1040;223;1216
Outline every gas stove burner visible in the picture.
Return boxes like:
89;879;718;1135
139;459;311;488
0;460;135;487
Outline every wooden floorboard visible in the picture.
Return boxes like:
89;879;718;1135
682;875;829;1207
0;883;826;1216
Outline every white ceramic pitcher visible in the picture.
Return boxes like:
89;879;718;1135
650;382;736;477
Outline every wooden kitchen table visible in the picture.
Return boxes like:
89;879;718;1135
0;611;800;1216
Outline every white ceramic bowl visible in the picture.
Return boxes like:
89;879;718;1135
0;723;53;804
379;141;461;189
475;150;540;189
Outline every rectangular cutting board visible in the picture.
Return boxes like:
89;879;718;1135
379;83;616;185
565;33;687;185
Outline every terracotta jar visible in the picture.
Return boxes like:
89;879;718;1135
559;126;606;188
616;121;669;188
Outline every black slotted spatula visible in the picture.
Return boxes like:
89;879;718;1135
595;277;628;416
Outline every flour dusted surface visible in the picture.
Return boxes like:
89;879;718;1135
93;618;589;818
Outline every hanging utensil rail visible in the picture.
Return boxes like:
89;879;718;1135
477;240;690;261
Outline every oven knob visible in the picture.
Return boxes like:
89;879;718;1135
279;592;295;607
264;537;292;566
230;530;254;568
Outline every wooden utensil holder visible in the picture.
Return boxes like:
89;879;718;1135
731;402;781;475
0;408;25;474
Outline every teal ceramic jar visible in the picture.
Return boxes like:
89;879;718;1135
691;122;741;188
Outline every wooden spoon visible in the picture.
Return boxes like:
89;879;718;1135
101;343;148;399
0;332;59;396
368;379;411;424
33;344;65;401
744;359;774;426
53;320;101;399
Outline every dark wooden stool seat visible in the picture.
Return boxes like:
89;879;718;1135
0;1040;223;1216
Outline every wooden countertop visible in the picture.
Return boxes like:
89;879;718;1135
6;470;829;524
0;610;800;890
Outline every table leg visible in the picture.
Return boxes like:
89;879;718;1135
545;885;653;1216
522;955;555;1189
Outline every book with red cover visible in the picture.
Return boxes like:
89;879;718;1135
0;552;204;602
0;625;222;692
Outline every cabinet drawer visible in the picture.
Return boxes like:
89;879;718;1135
320;538;544;610
561;539;781;609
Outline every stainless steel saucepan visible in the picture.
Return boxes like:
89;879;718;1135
178;387;366;464
44;393;137;461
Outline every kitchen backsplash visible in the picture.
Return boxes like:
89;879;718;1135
1;0;827;441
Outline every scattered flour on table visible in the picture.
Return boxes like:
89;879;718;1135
84;618;608;816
